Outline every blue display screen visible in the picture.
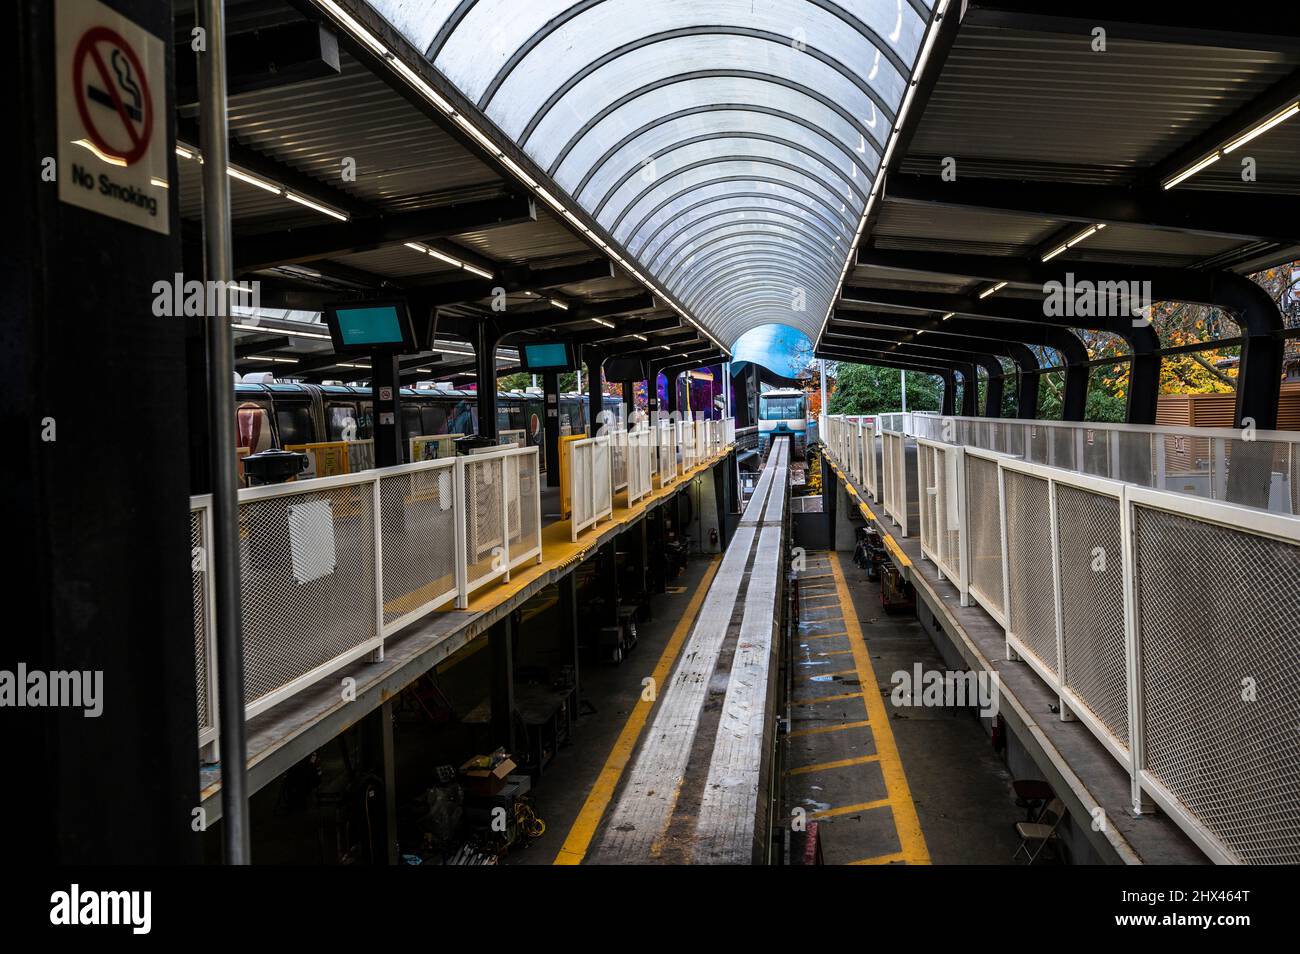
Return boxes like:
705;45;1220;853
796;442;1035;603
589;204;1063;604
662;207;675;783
523;342;571;368
335;306;406;346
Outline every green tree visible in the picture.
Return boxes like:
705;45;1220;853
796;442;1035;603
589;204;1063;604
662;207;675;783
827;363;943;415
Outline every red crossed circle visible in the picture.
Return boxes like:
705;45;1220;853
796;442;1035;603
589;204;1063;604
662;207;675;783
73;26;154;167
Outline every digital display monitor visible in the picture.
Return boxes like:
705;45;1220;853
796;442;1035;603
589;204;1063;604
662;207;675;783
518;341;577;371
324;300;416;352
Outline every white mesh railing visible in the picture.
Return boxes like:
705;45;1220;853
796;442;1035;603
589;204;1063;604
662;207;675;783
236;473;382;721
627;426;653;505
1126;489;1300;864
609;426;629;492
188;444;541;751
881;429;911;536
916;438;967;604
963;447;1010;628
657;421;678;486
909;414;1300;516
821;414;1300;864
863;420;879;499
378;457;459;635
570;434;611;541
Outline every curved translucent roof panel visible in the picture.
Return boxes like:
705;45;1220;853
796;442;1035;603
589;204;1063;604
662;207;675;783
371;0;937;346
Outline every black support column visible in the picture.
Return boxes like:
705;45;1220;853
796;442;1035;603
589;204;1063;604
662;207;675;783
372;352;403;467
489;615;516;752
543;369;561;487
476;319;500;440
558;574;581;722
586;346;604;435
5;0;197;862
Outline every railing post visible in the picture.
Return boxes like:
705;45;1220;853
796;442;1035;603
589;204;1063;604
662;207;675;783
371;477;385;660
996;461;1020;664
1046;477;1074;721
956;446;970;607
453;457;469;609
500;455;511;583
1119;486;1154;813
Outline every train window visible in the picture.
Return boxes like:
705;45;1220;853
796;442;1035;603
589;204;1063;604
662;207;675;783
275;404;315;446
446;400;476;435
421;405;449;435
326;403;359;441
356;402;374;440
401;406;422;441
235;401;273;453
760;396;805;420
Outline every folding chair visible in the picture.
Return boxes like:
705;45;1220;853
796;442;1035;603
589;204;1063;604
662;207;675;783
1012;798;1065;864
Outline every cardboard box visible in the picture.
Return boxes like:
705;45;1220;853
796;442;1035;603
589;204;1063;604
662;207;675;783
459;757;516;798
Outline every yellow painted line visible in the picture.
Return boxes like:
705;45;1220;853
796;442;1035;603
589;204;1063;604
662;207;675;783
788;719;871;738
798;691;865;706
810;798;889;820
848;851;907;865
831;553;931;865
859;502;878;521
552;553;724;865
786;754;880;776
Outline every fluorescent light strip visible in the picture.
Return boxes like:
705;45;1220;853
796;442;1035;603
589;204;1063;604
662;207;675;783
1162;152;1221;190
818;0;951;343
233;322;332;340
1223;102;1299;153
979;281;1008;299
591;317;614;328
309;0;727;358
227;166;281;194
284;191;349;221
550;299;570;311
631;333;648;341
405;242;495;280
1042;222;1107;262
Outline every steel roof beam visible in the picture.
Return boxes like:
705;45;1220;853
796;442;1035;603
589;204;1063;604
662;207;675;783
409;258;616;308
963;1;1300;53
881;173;1300;245
234;195;537;272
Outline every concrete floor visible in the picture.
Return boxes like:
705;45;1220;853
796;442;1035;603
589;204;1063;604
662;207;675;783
502;553;718;865
786;552;1022;864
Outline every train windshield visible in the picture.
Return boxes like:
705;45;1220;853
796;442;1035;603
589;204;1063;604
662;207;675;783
759;395;806;420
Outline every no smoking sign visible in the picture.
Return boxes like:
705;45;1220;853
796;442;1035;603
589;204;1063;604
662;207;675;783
56;0;169;234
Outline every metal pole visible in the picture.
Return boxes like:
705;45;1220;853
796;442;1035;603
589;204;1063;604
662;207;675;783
900;370;907;414
819;359;827;420
198;0;250;864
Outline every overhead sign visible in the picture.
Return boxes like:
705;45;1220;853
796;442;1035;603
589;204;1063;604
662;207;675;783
56;0;169;234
